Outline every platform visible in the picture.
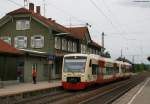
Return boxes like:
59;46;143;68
113;77;150;104
0;80;61;97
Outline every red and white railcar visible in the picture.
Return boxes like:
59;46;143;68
62;54;132;90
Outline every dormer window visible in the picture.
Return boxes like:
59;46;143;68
31;35;44;48
16;20;30;30
0;36;11;45
14;36;27;48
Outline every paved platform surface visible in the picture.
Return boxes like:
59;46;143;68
0;80;61;97
113;77;150;104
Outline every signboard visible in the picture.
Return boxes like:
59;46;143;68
48;55;56;61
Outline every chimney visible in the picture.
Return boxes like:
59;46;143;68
36;6;40;15
52;20;55;23
29;3;34;12
48;18;52;21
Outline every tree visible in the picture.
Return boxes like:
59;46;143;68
102;51;111;58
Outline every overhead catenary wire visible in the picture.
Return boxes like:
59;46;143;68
88;0;117;30
7;0;23;7
89;0;136;42
45;1;91;26
101;0;130;35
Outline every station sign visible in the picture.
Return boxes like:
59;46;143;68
48;55;56;61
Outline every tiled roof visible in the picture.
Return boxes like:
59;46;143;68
67;27;88;39
0;39;21;54
7;8;72;35
7;8;102;48
90;40;102;48
67;27;102;48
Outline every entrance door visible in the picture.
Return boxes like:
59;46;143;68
16;61;24;82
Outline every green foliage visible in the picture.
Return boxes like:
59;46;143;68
133;63;150;72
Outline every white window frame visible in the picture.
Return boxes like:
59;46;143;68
55;37;61;49
73;42;77;52
81;44;86;54
68;40;73;52
62;38;67;51
92;49;95;54
0;36;11;45
31;35;44;48
14;36;27;48
16;20;30;30
86;47;90;54
90;48;92;54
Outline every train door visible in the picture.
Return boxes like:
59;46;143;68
89;59;98;82
97;60;105;83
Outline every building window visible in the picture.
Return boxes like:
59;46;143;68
95;50;98;55
81;44;86;54
31;35;44;48
14;36;27;48
87;47;90;54
73;42;77;52
62;38;67;51
92;49;96;54
55;37;61;49
16;20;30;30
89;48;92;54
99;51;101;55
68;40;73;52
0;36;11;45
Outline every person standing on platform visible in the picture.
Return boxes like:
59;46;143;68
32;64;37;84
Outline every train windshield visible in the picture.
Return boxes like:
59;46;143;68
63;56;87;72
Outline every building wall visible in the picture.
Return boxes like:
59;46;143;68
24;56;48;82
0;54;18;81
0;13;103;82
0;16;54;54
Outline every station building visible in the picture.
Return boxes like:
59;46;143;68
0;39;21;84
0;3;104;82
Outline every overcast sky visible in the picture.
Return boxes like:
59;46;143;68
0;0;150;64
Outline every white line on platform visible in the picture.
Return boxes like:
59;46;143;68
127;78;150;104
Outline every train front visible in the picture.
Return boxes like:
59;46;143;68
62;54;87;90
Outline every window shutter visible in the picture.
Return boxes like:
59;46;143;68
14;37;18;48
24;37;27;48
55;37;57;49
41;36;44;48
31;36;34;48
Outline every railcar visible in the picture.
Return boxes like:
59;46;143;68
62;54;132;90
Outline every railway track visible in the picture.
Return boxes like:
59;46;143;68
12;72;150;104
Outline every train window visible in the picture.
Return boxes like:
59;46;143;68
92;64;98;75
106;67;113;75
64;57;87;72
114;67;119;73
